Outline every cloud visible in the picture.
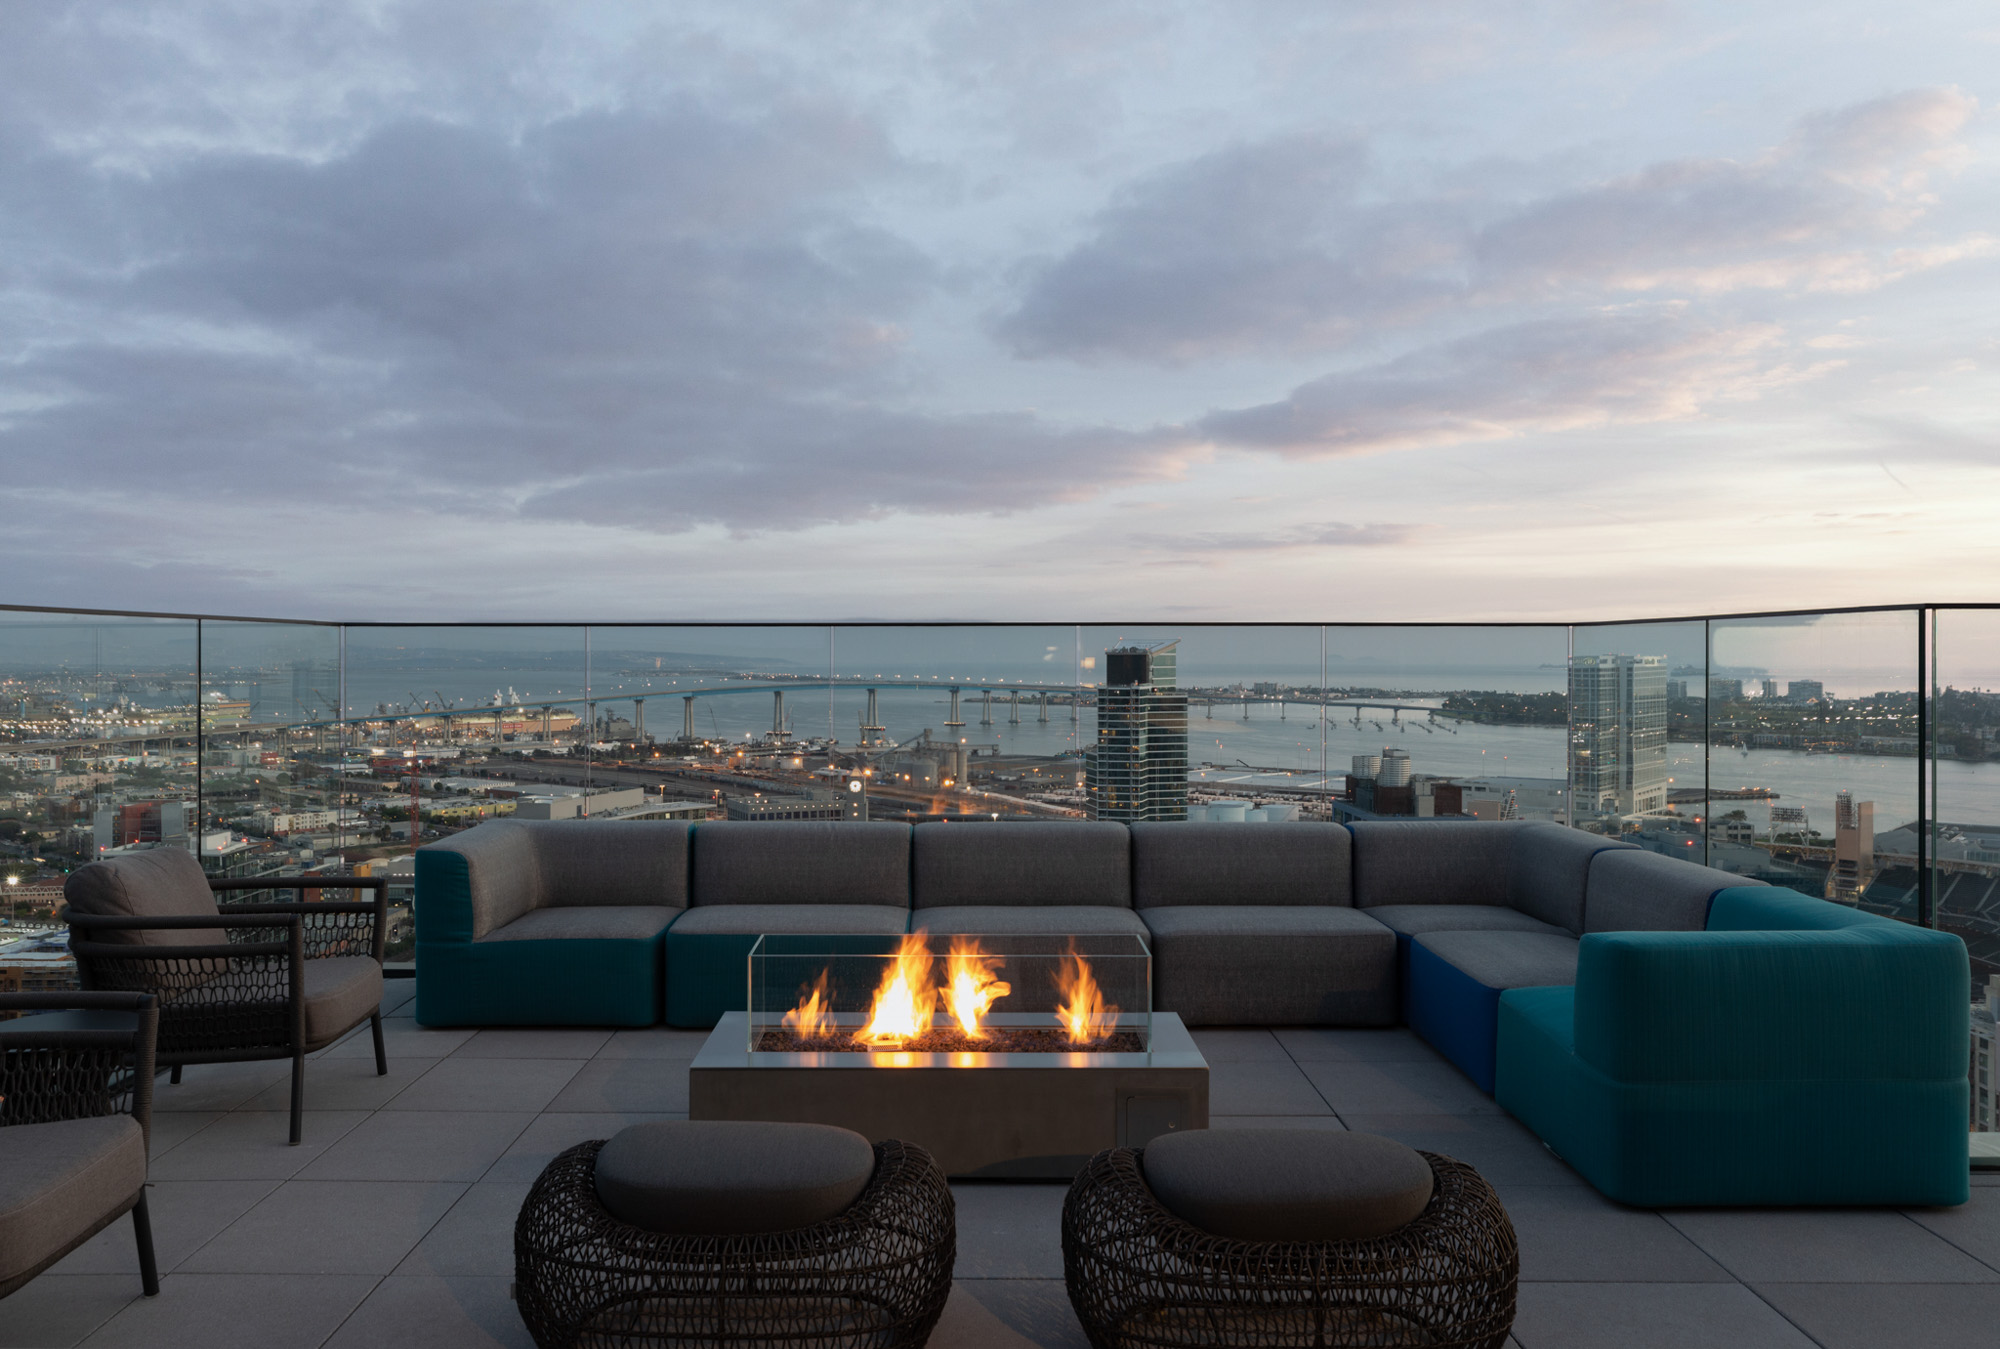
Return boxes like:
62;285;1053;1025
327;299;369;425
1199;311;1837;456
1000;89;1983;363
1167;522;1426;551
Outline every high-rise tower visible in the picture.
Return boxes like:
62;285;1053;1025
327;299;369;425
1087;641;1188;822
1568;654;1668;819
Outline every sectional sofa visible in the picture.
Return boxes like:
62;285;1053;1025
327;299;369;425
414;816;1970;1205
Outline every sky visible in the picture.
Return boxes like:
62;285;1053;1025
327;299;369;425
2;1;1998;625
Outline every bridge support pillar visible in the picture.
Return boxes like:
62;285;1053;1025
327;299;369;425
980;690;993;726
1010;693;1020;724
862;688;886;740
1038;694;1048;723
773;690;785;737
945;687;965;729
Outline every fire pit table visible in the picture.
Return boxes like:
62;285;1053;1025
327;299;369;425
689;933;1208;1178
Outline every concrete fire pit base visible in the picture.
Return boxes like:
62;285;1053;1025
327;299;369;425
689;1012;1210;1179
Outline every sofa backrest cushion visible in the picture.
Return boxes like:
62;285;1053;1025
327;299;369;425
912;821;1130;908
1350;821;1512;911
416;821;545;943
538;821;691;910
1508;823;1633;935
1585;848;1757;933
63;847;227;947
691;821;910;908
1130;822;1351;908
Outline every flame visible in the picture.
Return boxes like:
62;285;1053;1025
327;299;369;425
945;936;1011;1038
856;933;937;1047
1055;945;1118;1045
782;971;834;1038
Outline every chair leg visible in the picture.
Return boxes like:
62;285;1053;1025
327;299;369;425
132;1190;160;1297
371;1011;387;1077
169;1064;182;1086
289;1049;305;1146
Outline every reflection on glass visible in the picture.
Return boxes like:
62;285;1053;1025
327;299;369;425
1933;609;2000;992
1571;621;1705;846
1325;625;1567;826
832;626;1079;822
1705;611;1922;909
198;620;342;873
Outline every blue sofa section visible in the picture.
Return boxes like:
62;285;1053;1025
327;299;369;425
1494;888;1971;1207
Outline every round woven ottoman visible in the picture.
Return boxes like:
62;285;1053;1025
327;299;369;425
1062;1129;1517;1349
515;1120;955;1349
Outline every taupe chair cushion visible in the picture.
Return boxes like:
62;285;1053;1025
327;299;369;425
1131;822;1351;907
302;955;386;1047
1362;905;1568;941
593;1120;876;1235
667;904;910;936
909;905;1148;936
63;848;227;948
1142;1129;1434;1242
692;822;910;907
0;1116;147;1284
481;907;682;942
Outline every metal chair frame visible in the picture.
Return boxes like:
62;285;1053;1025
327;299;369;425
0;991;161;1298
67;876;388;1145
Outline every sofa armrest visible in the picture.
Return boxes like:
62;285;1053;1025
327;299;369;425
416;823;542;943
1572;925;1968;1084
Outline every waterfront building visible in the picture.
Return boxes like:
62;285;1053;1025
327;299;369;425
1087;641;1188;823
1788;679;1825;702
1569;654;1668;819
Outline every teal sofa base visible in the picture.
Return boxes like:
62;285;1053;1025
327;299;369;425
1497;986;1969;1208
665;932;898;1029
416;938;664;1027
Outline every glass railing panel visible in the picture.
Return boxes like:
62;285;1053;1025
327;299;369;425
1323;625;1568;825
832;625;1083;821
0;610;199;993
1569;620;1705;847
1706;610;1922;910
580;625;832;820
1076;624;1326;823
197;619;343;879
1931;609;2000;999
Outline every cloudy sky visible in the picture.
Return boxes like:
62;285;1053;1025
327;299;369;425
3;1;1997;623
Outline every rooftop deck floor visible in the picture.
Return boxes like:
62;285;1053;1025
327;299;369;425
7;982;1997;1348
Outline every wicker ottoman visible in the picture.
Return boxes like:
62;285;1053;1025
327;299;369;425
516;1120;955;1349
1062;1129;1517;1349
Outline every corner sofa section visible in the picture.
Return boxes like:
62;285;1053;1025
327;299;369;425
414;820;689;1027
1497;886;1971;1207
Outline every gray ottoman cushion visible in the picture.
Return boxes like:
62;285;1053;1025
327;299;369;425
593;1120;877;1235
1142;1129;1434;1243
1414;930;1580;990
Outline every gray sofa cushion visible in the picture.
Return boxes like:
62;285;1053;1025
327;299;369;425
423;821;545;939
1585;848;1762;933
594;1120;876;1235
668;904;910;936
536;820;690;909
910;905;1147;937
1142;1129;1433;1242
1361;904;1569;941
483;906;683;942
302;955;384;1047
1140;906;1396;1026
62;848;227;948
1350;821;1513;911
0;1115;147;1285
692;821;909;907
1131;822;1351;908
1414;929;1581;990
1508;823;1633;934
913;821;1130;908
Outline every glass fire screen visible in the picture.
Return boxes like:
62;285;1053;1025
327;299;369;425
747;933;1152;1058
